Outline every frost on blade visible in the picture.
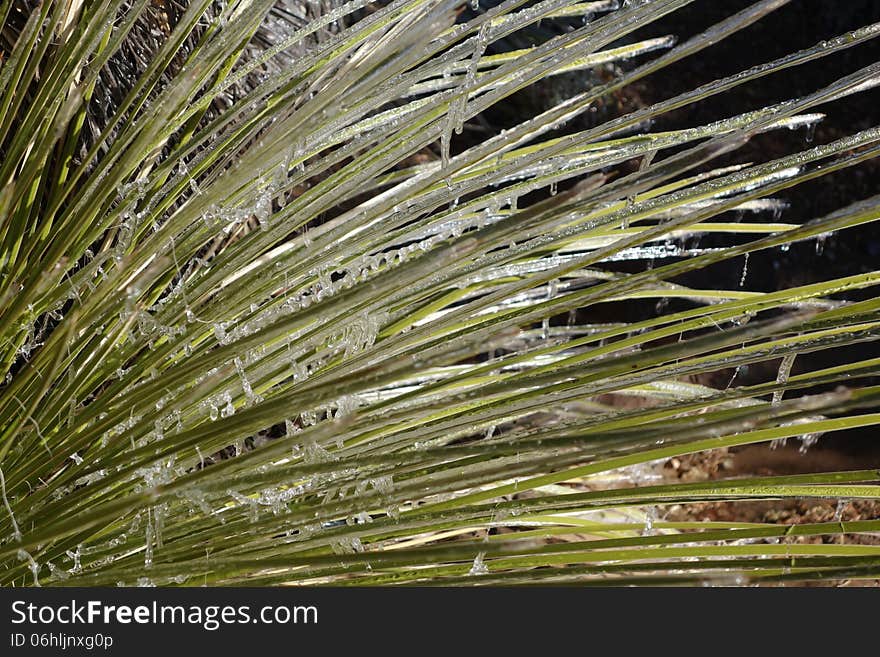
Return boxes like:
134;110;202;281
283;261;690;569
229;490;260;523
370;475;394;496
330;536;364;554
739;252;749;287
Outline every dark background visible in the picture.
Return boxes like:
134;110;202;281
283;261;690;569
637;1;880;465
475;1;880;467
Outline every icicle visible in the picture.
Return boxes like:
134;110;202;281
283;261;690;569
48;562;70;581
17;549;41;586
799;431;823;453
623;152;654;226
770;354;799;449
153;505;165;549
66;545;82;575
642;506;657;536
468;552;489;576
459;23;490;136
772;354;797;406
144;508;154;569
804;122;817;143
441;23;490;169
440;121;452;172
0;467;21;542
254;194;271;231
235;357;262;405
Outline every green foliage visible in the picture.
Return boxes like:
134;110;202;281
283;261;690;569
1;0;879;586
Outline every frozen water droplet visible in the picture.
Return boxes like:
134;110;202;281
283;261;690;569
213;322;228;345
804;122;817;143
440;124;451;170
468;552;489;576
221;393;235;418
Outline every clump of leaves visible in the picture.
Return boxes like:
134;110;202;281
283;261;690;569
2;0;880;586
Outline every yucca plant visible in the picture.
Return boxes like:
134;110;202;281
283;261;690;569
1;0;879;587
